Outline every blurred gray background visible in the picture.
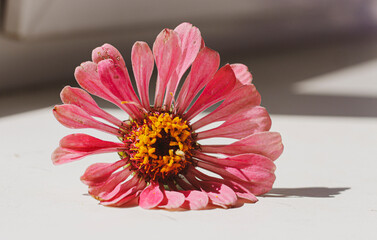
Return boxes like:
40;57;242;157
1;0;377;117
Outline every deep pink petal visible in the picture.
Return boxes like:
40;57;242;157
139;182;164;209
181;190;209;210
158;191;185;209
199;181;238;208
176;47;220;114
60;86;123;127
131;41;154;109
201;132;283;161
231;63;253;86
52;104;121;136
197;106;271;140
153;29;181;108
59;133;124;152
80;159;127;186
185;64;236;121
192;84;261;130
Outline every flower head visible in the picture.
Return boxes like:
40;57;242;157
52;22;283;209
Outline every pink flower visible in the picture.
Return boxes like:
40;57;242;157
52;22;283;210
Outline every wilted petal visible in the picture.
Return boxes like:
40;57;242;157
231;63;253;86
199;181;238;208
181;190;209;210
80;159;127;186
158;191;185;209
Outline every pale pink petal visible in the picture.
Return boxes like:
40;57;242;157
184;64;236;121
199;181;238;208
97;59;140;103
181;190;209;210
163;23;201;107
153;29;181;108
176;47;220;114
201;132;283;161
174;22;202;79
60;86;123;127
96;172;137;201
74;61;139;119
158;191;185;209
192;84;261;130
197;106;271;140
231;63;253;86
80;159;127;186
139;182;164;209
131;41;154;109
59;133;124;152
52;104;121;136
221;180;258;202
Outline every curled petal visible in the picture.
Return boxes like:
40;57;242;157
60;86;123;127
192;84;261;130
139;182;164;209
201;132;283;161
197;106;271;140
132;41;154;109
185;64;236;120
231;63;253;86
52;104;121;136
92;43;126;67
153;29;181;108
176;47;220;114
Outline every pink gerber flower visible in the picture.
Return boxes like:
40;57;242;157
52;22;283;210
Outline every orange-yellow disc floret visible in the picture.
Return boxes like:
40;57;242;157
123;112;195;181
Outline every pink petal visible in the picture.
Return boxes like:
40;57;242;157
52;104;121;136
80;159;127;186
163;23;202;107
181;190;209;210
201;132;283;161
131;41;154;109
96;172;137;201
192;84;261;130
176;47;220;114
138;182;164;209
74;61;139;119
51;146;121;165
59;133;124;152
153;29;181;108
197;106;271;140
194;151;273;169
88;168;132;199
91;43;126;67
184;64;236;121
231;63;253;86
158;191;185;209
222;180;258;202
199;181;238;208
60;86;123;127
97;59;142;116
174;22;202;79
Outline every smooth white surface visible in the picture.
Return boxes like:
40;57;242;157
0;108;376;239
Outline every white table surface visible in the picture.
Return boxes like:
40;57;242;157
1;107;376;240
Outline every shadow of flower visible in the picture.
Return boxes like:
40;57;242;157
263;187;350;198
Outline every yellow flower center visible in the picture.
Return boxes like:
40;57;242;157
122;112;195;182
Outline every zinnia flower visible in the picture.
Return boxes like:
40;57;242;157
52;22;283;210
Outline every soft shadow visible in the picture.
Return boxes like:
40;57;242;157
263;187;350;198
